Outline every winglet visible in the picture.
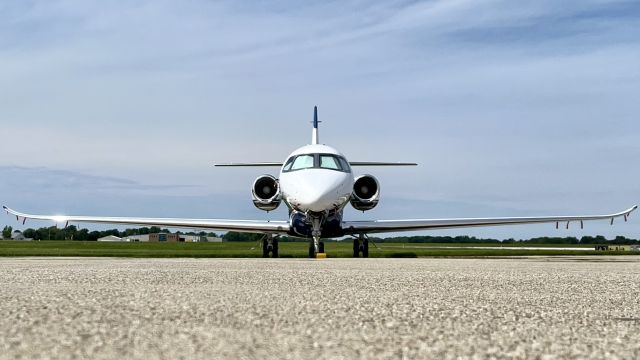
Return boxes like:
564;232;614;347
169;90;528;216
3;206;18;217
625;205;638;217
312;106;319;145
625;205;638;222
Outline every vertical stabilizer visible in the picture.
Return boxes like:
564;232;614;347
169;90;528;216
312;106;319;145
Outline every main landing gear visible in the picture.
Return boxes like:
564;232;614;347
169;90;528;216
262;234;279;258
353;233;369;258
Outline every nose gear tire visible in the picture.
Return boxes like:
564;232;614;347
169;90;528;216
308;241;316;258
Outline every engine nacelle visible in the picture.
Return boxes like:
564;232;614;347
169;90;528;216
350;174;380;211
252;175;281;211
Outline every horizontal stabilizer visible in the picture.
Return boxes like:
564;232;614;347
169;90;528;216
349;162;417;166
214;162;283;167
215;162;417;167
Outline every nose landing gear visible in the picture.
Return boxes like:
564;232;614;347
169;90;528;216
308;215;324;258
308;239;325;258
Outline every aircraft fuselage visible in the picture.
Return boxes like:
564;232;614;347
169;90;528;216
279;144;354;238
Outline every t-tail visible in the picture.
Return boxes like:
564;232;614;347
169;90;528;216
312;106;319;145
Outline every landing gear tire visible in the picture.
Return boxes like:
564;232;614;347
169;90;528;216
272;237;279;258
263;236;279;258
319;241;325;254
362;238;369;258
262;238;270;258
353;236;369;258
309;241;316;258
353;239;360;258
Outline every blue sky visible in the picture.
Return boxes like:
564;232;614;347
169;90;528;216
1;0;638;239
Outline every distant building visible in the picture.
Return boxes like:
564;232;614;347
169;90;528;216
97;235;124;242
595;245;631;251
146;233;223;242
178;235;224;242
177;234;216;242
149;233;179;242
179;235;198;242
123;234;150;242
11;231;31;241
103;233;223;243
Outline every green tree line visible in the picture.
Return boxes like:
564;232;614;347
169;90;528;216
2;225;218;241
203;233;640;244
2;225;638;244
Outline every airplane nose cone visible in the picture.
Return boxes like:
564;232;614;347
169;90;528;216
287;170;352;212
297;188;337;212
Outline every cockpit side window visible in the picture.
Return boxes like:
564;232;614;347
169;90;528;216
283;157;295;172
338;157;351;172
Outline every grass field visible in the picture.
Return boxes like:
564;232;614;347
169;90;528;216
0;240;636;258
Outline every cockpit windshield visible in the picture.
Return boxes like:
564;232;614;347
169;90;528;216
291;155;314;170
319;155;340;170
282;154;351;173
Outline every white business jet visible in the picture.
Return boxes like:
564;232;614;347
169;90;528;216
4;107;637;257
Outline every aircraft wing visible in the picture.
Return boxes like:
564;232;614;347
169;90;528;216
2;206;290;234
342;206;638;235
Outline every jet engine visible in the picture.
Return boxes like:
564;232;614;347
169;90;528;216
350;175;380;211
252;175;281;211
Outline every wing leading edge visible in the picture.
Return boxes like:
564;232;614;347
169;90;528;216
2;206;289;235
4;205;636;237
342;206;638;235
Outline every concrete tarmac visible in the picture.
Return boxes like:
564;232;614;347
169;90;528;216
0;257;639;359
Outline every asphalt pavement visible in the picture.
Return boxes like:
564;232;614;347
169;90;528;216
0;257;639;359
